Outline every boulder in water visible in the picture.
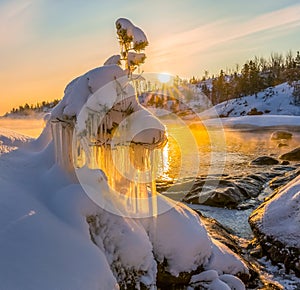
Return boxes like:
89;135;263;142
271;130;293;140
279;147;300;161
250;156;279;166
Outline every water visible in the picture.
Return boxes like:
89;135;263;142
159;118;300;180
156;119;299;233
2;116;300;288
0;118;45;138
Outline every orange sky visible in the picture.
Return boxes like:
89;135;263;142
1;0;300;115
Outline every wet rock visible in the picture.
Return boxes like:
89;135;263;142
280;160;289;165
271;131;293;140
279;147;300;161
249;245;263;259
269;167;300;190
247;107;263;115
250;156;279;166
278;143;288;148
157;261;196;288
182;179;247;208
234;176;265;198
182;171;284;208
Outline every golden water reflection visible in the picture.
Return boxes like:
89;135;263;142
158;121;300;180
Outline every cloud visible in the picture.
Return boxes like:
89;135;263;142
0;0;36;46
149;4;300;65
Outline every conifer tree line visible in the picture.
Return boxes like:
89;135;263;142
191;50;300;105
8;99;60;115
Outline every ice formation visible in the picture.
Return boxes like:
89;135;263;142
0;18;250;289
47;60;249;287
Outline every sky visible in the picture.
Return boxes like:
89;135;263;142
1;0;300;115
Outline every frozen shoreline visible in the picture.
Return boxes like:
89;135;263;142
199;115;300;130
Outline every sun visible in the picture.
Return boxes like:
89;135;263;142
157;72;171;83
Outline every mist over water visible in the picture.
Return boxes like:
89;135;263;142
0;118;45;138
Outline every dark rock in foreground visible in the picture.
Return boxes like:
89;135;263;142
181;171;280;209
183;179;247;208
279;147;300;161
250;156;279;166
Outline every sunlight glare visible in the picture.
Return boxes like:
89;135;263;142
157;73;171;83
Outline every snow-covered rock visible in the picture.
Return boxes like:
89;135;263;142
249;175;300;276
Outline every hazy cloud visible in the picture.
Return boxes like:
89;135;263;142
150;4;300;65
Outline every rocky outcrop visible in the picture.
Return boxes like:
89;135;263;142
249;208;300;277
279;147;300;161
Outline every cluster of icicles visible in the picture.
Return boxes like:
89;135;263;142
51;104;166;217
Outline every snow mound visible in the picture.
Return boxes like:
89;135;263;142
261;175;300;248
51;64;126;119
0;128;32;154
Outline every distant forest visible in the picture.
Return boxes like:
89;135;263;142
7;50;300;116
7;99;60;116
189;50;300;105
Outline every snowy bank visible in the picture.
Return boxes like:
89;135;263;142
200;115;300;130
199;82;300;118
